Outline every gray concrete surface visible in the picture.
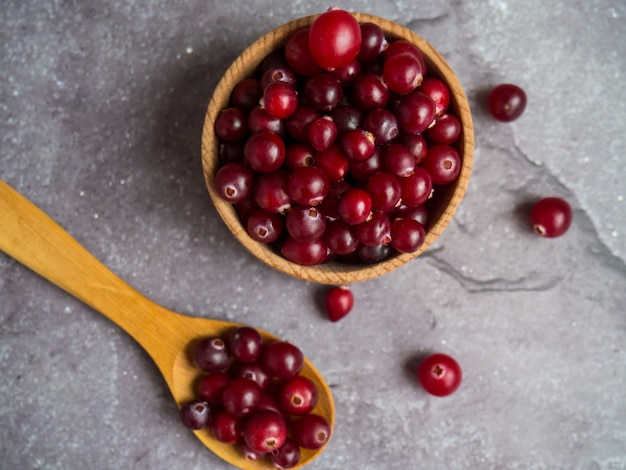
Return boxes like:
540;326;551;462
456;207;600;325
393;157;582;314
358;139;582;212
1;1;625;469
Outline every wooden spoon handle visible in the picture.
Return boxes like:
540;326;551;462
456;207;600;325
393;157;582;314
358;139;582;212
0;180;174;350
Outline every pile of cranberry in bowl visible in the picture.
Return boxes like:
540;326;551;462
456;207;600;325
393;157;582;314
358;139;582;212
201;9;474;284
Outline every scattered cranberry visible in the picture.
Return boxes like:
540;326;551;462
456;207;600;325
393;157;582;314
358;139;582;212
180;400;211;430
487;83;527;122
325;285;354;322
530;197;572;238
417;353;462;397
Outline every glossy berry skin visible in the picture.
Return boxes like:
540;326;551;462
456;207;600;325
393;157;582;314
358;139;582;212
291;413;331;449
420;77;450;116
229;361;271;390
304;73;344;112
254;170;292;214
262;81;298;119
243;410;288;454
244;131;286;172
417;353;462;397
193;336;231;373
214;163;254;204
323;219;359;256
287;166;330;206
278;375;319;415
228;326;263;363
337;188;373;225
530;197;572;238
261;341;305;381
357;22;385;62
180;400;211;430
390;218;426;253
221;377;262;417
281;238;328;266
246;209;283;244
197;372;231;404
421;144;462;185
308;9;362;71
210;410;242;443
285;27;323;77
395;90;436;135
271;437;301;469
383;52;424;94
215;107;248;143
487;83;527;122
427;113;462;144
356;210;392;246
285;205;327;242
325;285;354;322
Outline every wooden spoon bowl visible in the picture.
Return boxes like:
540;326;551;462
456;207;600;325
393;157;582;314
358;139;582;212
201;13;474;284
0;180;334;470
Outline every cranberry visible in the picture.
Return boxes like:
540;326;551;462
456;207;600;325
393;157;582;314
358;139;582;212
214;107;248;143
366;171;402;212
307;116;338;151
383;52;424;94
427;113;462;144
228;326;263;363
284;27;323;77
421;144;461;185
222;377;262;417
488;83;527;122
351;73;389;111
285;205;327;242
247;209;283;244
350;147;384;182
210;409;242;443
230;78;262;112
214;163;254;204
399;167;433;207
285;142;315;170
357;243;391;264
261;341;304;381
400;133;428;164
270;437;301;469
323;219;359;256
530;197;572;238
262;81;298;119
383;144;417;178
278;375;319;415
281;238;328;266
291;413;331;449
325;285;354;322
304;73;344;111
417;353;462;397
197;372;231;404
193;336;231;373
287;166;330;206
357;22;385;62
260;65;298;89
242;410;288;454
254;170;292;214
356;210;392;246
329;104;362;136
337;188;373;225
420;76;450;116
383;39;426;71
315;144;349;181
244;131;286;172
286;106;320;142
257;393;283;414
229;361;271;390
340;128;376;163
180;400;211;430
393;204;430;227
390;218;426;253
308;8;362;71
395;90;436;134
248;105;286;136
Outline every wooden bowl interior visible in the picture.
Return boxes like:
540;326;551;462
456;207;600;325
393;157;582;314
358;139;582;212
201;13;474;284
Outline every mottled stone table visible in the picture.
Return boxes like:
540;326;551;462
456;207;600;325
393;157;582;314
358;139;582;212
1;1;625;469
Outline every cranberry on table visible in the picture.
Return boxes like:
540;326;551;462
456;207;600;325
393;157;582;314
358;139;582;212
488;83;527;122
530;197;572;238
180;400;211;430
325;285;354;322
417;353;462;397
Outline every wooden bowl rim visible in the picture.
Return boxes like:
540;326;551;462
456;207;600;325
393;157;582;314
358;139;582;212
201;12;474;285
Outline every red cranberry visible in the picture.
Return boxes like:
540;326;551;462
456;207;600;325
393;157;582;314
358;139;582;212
214;163;254;204
383;52;424;94
314;144;349;181
420;76;451;116
278;375;319;415
427;113;462;144
291;413;331;449
214;107;248;143
421;144;461;185
286;106;320;142
362;108;399;144
284;27;323;77
261;341;304;381
351;73;389;111
356;210;392;246
358;22;385;62
246;209;283;244
244;131;286;173
395;90;436;134
210;409;242;443
325;285;354;322
285;142;315;170
281;238;328;266
390;218;426;253
230;78;262;111
254;170;292;214
340;128;376;163
193;336;231;373
304;73;344;111
260;65;298;89
270;437;301;469
229;361;271;390
323;219;359;256
242;410;288;453
287;166;330;206
399;167;433;207
285;205;327;242
221;377;262;417
417;353;462;396
180;400;211;430
262;81;298;119
366;171;402;212
248;106;286;136
337;188;373;225
530;197;572;238
488;83;527;122
308;8;362;71
307;116;338;151
228;326;263;363
197;371;231;404
383;143;417;178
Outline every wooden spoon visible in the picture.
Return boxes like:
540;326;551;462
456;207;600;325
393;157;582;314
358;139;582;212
0;180;334;469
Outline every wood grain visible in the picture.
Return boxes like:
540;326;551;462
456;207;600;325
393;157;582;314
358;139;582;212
201;13;474;284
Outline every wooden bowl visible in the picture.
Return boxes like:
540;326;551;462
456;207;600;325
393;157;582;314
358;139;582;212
201;13;474;284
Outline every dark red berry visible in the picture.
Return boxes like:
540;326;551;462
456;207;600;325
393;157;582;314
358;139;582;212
228;326;263;363
308;9;362;71
231;78;262;111
247;209;283;243
262;81;298;119
215;107;248;143
285;27;323;77
254;170;292;214
193;337;231;373
325;285;354;322
271;437;301;469
210;409;242;443
261;341;304;381
242;410;288;454
180;400;211;430
421;144;461;185
529;197;572;238
291;413;331;450
197;372;231;404
229;361;271;390
337;188;373;225
417;353;462;397
281;238;328;266
285;205;327;242
358;22;385;62
222;377;262;417
488;83;527;122
244;131;286;172
214;163;254;204
278;375;319;415
287;166;330;206
390;218;426;253
420;76;450;116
